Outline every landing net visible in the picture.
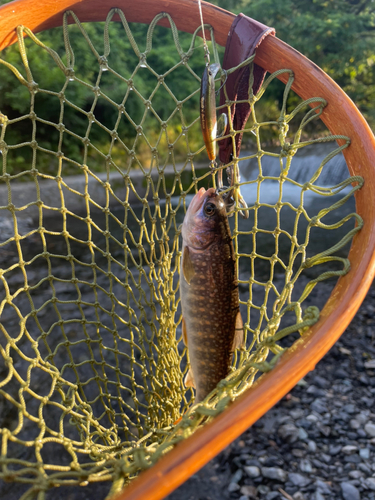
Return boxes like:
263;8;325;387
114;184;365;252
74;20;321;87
0;9;363;499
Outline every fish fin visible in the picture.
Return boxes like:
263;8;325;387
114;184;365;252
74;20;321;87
182;246;195;285
182;317;188;346
184;368;196;388
232;311;244;351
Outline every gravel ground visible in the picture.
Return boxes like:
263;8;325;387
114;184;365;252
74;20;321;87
167;279;375;500
0;182;370;500
3;276;372;500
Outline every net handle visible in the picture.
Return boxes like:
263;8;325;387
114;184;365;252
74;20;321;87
0;1;375;499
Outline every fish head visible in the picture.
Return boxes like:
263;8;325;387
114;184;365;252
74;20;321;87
208;63;220;80
182;187;227;249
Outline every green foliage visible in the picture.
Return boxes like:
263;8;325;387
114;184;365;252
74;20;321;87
212;0;375;129
0;14;209;175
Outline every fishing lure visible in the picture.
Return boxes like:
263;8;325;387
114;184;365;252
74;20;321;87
200;63;221;162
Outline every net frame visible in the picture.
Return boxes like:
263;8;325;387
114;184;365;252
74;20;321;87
0;1;374;500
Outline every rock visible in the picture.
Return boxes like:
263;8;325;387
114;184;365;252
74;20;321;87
308;441;317;453
350;419;361;430
359;448;370;459
345;454;361;464
278;423;300;443
293;493;306;500
364;422;375;437
349;471;364;479
347;431;358;440
298;428;308;440
313;375;329;389
261;467;288;482
335;368;348;379
364;359;375;369
299;459;313;473
314;492;325;500
297;418;312;430
263;456;284;468
315;479;332;495
362;396;375;407
341;482;361;500
240;485;257;498
265;493;279;500
288;473;311;487
320;453;331;463
317;422;330;436
246;459;261;467
306;414;319;423
342;445;358;455
258;485;270;495
366;478;375;491
329;444;342;455
312;458;324;468
358;463;372;475
244;466;260;478
239;496;250;500
343;403;357;414
292;448;305;458
262;415;278;434
307;385;326;397
354;412;369;425
311;399;328;414
290;408;305;419
228;482;240;492
231;469;243;484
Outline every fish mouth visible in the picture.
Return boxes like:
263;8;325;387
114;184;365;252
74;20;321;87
188;187;208;214
187;187;222;216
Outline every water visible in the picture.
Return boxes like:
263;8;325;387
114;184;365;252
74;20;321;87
237;143;350;206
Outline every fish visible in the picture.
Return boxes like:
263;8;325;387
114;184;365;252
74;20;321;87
180;187;244;403
200;63;220;162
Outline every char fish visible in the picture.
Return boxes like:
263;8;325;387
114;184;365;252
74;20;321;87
180;187;244;403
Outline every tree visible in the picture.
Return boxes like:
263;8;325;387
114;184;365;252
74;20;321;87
212;0;375;128
0;2;207;174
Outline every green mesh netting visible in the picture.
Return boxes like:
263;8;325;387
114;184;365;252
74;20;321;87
0;8;363;500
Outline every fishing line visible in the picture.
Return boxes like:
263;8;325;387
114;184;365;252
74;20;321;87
197;0;225;192
198;0;210;64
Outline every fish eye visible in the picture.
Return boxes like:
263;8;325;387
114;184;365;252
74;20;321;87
204;202;216;216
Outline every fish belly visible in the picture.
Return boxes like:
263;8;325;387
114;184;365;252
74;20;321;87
180;241;239;403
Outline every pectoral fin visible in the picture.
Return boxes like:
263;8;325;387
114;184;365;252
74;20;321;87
182;246;195;285
232;311;244;351
184;368;195;388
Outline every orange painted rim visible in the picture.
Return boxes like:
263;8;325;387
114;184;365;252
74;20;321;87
0;1;375;500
